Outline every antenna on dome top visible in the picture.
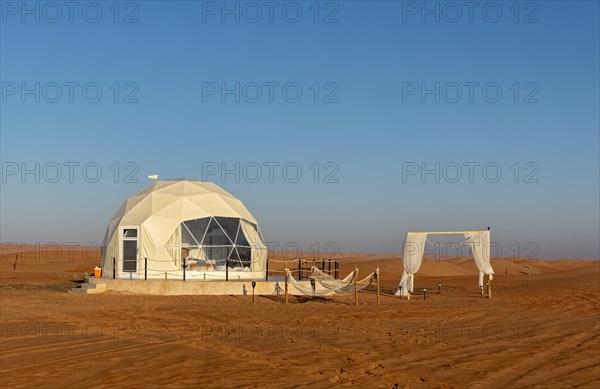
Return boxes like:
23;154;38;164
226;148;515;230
148;174;160;180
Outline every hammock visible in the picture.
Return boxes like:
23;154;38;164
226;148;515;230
285;266;377;297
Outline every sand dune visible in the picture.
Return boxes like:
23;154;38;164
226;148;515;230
1;247;598;388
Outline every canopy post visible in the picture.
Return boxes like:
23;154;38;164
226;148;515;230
376;266;380;306
354;266;359;306
284;269;289;304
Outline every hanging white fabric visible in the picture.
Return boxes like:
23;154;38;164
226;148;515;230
395;230;495;296
395;232;428;296
464;231;494;287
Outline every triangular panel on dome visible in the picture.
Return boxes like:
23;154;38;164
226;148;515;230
183;217;210;245
203;217;233;246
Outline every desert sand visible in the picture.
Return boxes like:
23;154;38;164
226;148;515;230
1;247;598;388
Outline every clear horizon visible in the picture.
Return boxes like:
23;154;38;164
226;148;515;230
1;1;599;259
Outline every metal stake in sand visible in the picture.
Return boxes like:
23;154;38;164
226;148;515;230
438;283;441;294
144;257;147;280
13;254;18;271
265;259;269;281
354;266;359;306
480;285;483;299
113;257;116;279
376;266;380;306
252;281;256;303
423;288;427;301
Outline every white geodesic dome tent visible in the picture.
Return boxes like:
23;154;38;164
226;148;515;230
101;179;267;280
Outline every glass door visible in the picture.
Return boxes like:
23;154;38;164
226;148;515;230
121;227;139;273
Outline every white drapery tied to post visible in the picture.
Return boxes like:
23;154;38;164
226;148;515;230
464;231;494;287
395;230;494;295
395;232;427;296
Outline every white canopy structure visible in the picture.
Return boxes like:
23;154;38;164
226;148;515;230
101;179;267;280
395;230;494;296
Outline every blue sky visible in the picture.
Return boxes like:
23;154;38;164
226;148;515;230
1;0;598;259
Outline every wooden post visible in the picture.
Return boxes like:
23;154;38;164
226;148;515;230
183;258;186;281
285;270;289;304
112;257;116;279
376;266;380;307
298;258;302;281
13;254;18;271
225;259;229;281
335;260;339;279
144;257;147;280
328;259;331;276
354;266;358;306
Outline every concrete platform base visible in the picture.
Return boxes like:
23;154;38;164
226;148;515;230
71;282;107;294
91;277;330;296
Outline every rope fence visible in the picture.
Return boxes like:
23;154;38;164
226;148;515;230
109;255;341;283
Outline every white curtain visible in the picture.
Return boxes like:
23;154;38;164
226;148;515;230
395;231;495;295
464;231;494;287
240;219;267;271
395;233;428;296
165;225;182;267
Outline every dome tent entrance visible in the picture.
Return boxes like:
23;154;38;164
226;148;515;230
394;230;494;296
101;179;267;280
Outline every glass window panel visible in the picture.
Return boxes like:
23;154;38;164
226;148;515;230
123;229;137;238
236;247;251;267
235;228;250;246
214;217;240;243
203;218;231;246
181;225;198;246
183;218;210;244
123;240;137;271
205;246;230;264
